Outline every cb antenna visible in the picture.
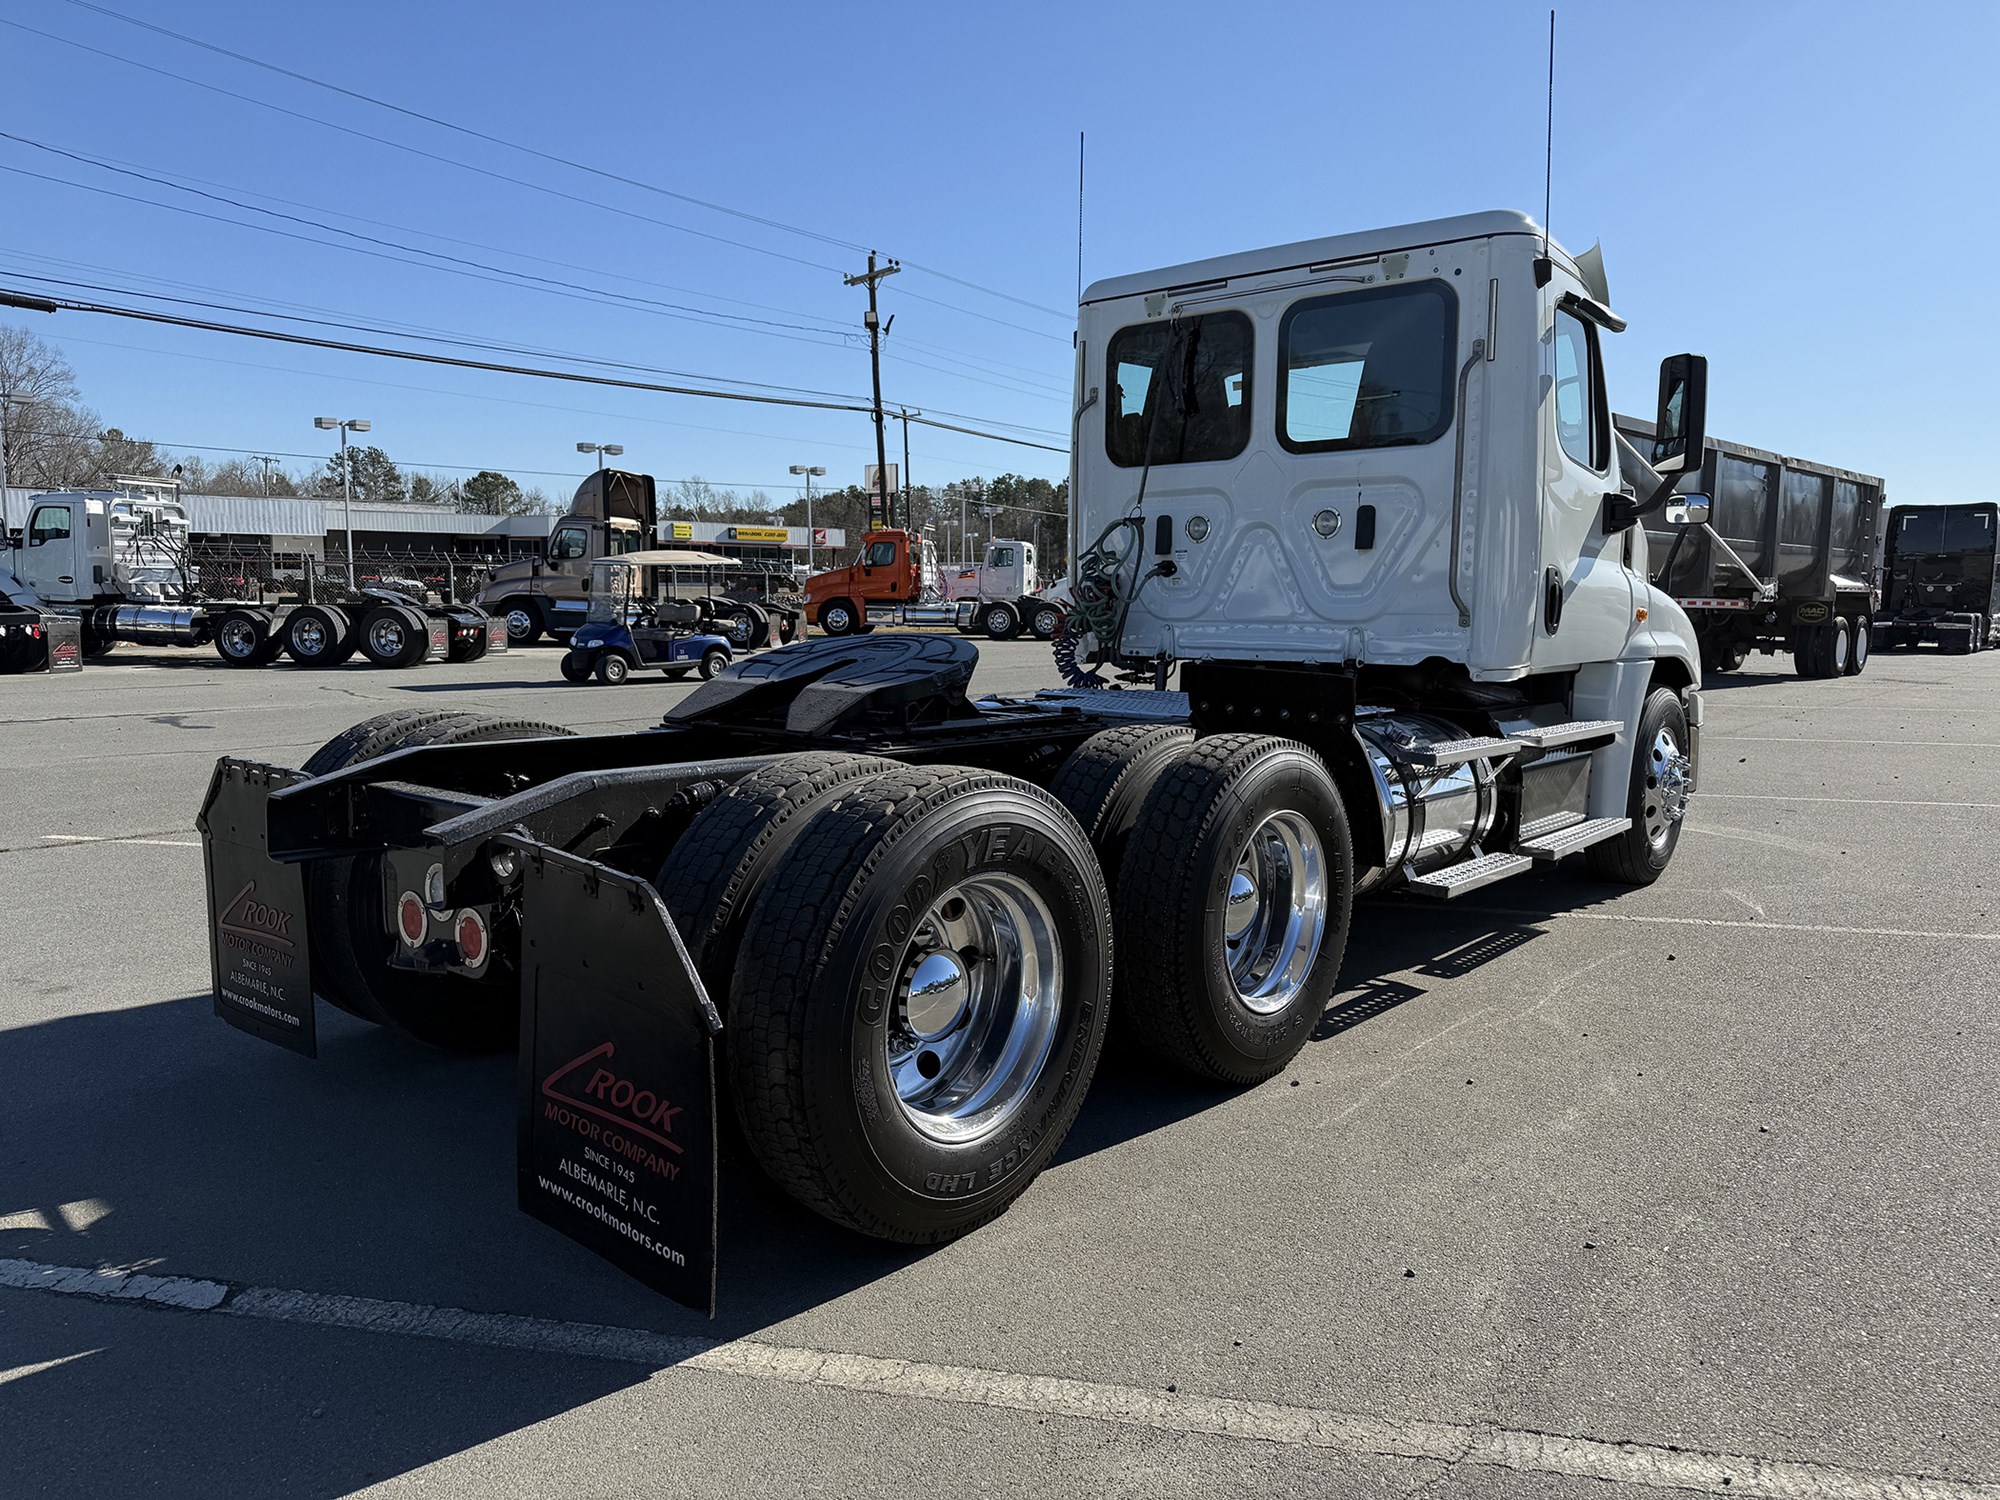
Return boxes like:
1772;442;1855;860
1537;9;1555;285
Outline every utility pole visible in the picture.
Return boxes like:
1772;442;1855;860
251;454;278;497
843;251;900;531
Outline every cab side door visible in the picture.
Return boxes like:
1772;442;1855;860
17;501;85;602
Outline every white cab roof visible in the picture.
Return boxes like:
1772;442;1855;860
1081;209;1567;305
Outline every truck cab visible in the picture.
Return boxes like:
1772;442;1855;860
802;527;934;635
477;469;655;643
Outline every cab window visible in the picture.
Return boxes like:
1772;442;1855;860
991;546;1016;568
29;505;72;545
1106;312;1253;468
1553;308;1609;472
549;526;588;561
610;527;644;555
864;539;898;567
1279;282;1456;451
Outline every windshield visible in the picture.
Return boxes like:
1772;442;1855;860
1896;507;1996;556
587;563;633;623
1106;312;1253;468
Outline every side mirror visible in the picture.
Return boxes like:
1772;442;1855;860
1663;493;1711;528
1650;353;1709;475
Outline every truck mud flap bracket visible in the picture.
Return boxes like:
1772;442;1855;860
197;758;317;1056
508;837;721;1316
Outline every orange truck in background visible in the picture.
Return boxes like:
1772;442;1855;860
802;529;934;636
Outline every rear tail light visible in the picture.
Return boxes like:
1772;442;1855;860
454;909;489;971
396;892;427;947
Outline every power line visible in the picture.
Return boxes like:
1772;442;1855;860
0;284;1069;454
58;0;1071;324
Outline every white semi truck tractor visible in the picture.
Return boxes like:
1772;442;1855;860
198;211;1710;1310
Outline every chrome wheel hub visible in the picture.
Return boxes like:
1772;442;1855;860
889;875;1061;1143
826;606;851;632
294;619;326;654
1223;810;1328;1015
369;619;405;655
505;609;533;638
1643;727;1692;848
218;620;257;657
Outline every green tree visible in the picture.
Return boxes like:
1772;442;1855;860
323;444;405;504
460;469;524;514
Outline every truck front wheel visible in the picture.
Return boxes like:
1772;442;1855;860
983;603;1022;640
727;766;1112;1242
816;599;861;636
1114;735;1353;1085
499;599;542;645
1585;687;1692;886
213;610;269;668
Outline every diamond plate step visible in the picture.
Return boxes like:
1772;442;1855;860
1518;810;1586;841
1405;851;1534;898
1518;816;1631;860
1404;735;1523;770
1514;719;1622;751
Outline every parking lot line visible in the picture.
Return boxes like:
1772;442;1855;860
36;833;203;849
1702;793;2000;809
1455;908;2000;943
1;1254;1990;1500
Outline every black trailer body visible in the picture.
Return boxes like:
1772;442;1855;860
1622;414;1884;680
1872;503;2000;654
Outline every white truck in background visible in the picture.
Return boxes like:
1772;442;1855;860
946;538;1067;640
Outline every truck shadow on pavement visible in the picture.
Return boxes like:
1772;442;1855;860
0;876;1603;1497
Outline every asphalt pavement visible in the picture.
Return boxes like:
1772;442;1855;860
2;637;1996;1499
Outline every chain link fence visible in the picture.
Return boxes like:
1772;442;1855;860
186;542;511;606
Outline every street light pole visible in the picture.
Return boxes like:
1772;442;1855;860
576;440;624;471
788;464;826;572
314;416;371;580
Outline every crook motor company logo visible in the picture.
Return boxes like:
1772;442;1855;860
218;879;298;953
541;1041;685;1179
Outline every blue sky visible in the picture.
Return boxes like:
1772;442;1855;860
0;0;1990;503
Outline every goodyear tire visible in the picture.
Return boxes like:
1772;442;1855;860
817;598;861;636
656;751;897;1003
283;604;352;668
728;764;1112;1242
1586;687;1692;886
310;713;577;1051
1115;734;1353;1085
1049;723;1196;900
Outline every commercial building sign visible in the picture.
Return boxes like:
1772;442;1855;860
665;521;693;540
726;526;789;544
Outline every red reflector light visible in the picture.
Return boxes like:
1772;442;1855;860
455;909;487;968
397;892;426;947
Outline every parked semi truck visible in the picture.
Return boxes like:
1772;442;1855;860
0;488;502;669
1871;503;1999;653
1617;414;1883;680
478;468;800;649
200;211;1710;1310
809;530;1064;640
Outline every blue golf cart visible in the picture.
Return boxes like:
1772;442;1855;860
561;552;735;685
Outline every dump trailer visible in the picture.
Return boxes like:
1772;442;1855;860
0;488;504;669
1619;414;1884;680
1872;503;1999;653
200;211;1710;1312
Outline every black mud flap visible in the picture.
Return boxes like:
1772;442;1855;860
197;758;317;1056
511;841;722;1315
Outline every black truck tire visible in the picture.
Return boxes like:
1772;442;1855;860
283;604;353;668
1586;686;1692;886
213;609;271;668
982;602;1022;641
816;598;862;636
727;764;1112;1242
356;604;429;668
1845;616;1870;676
656;751;898;1004
1049;723;1197;901
1114;734;1353;1086
741;601;773;650
311;713;577;1051
1030;605;1063;641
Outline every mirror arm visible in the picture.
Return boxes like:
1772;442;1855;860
1603;472;1683;535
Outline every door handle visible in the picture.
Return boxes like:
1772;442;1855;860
1543;566;1564;634
58;576;74;584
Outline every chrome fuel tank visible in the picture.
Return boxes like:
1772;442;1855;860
1352;712;1501;893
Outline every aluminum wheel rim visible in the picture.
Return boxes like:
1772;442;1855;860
293;618;327;655
985;607;1012;633
1223;811;1328;1015
369;618;406;656
505;609;533;639
888;873;1062;1144
825;605;851;632
218;619;258;658
1643;726;1692;849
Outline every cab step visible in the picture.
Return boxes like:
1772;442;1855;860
1405;735;1523;770
1514;719;1622;751
1405;851;1534;898
1517;815;1631;860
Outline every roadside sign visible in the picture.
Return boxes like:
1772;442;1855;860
727;526;788;544
812;528;827;547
